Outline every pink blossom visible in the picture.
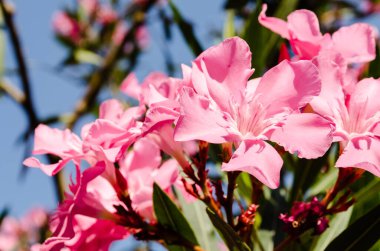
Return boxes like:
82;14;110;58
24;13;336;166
43;162;128;250
24;99;143;176
259;4;376;63
174;37;333;188
119;137;184;220
23;124;85;176
78;0;99;16
310;51;380;177
97;5;118;25
52;12;81;44
0;208;48;251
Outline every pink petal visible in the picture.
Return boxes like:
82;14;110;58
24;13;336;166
270;113;334;159
222;139;283;189
256;60;321;117
120;137;161;174
154;159;180;190
287;9;322;42
33;124;82;157
143;105;179;133
174;87;233;143
310;49;346;118
99;99;124;121
23;157;73;176
336;136;380;177
193;36;253;106
349;78;380;120
258;4;290;39
120;72;141;100
332;23;376;63
287;9;324;59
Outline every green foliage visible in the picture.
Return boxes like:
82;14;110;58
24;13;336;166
311;207;353;251
206;208;251;251
177;192;220;250
325;204;380;251
153;183;199;250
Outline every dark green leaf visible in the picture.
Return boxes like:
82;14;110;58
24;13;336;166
367;44;380;78
153;183;199;250
168;1;203;57
206;208;251;251
325;204;380;251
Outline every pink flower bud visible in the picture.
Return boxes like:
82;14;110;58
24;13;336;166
52;12;81;44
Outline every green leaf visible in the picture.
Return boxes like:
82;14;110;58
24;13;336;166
224;10;235;38
350;179;380;223
206;208;251;251
168;0;203;57
177;191;220;251
311;207;353;251
74;49;102;66
325;204;380;251
236;172;253;203
153;183;199;250
367;44;380;78
253;230;274;251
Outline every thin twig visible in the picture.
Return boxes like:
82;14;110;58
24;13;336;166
0;0;38;129
0;80;25;104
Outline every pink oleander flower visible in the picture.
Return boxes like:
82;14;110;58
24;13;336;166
0;208;48;251
43;137;187;249
52;12;81;44
119;137;186;220
23;99;143;176
43;162;129;250
44;215;127;251
310;50;380;177
121;71;197;167
259;4;376;63
174;37;333;188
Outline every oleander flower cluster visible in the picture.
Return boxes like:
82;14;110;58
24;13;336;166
21;4;380;250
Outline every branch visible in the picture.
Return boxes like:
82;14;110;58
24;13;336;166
0;0;39;129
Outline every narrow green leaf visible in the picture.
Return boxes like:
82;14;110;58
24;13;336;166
325;204;380;251
153;183;199;250
177;191;220;251
367;44;380;78
236;172;253;203
168;0;203;57
74;49;102;66
206;208;251;251
350;179;380;223
253;230;274;251
224;10;235;38
311;207;353;251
